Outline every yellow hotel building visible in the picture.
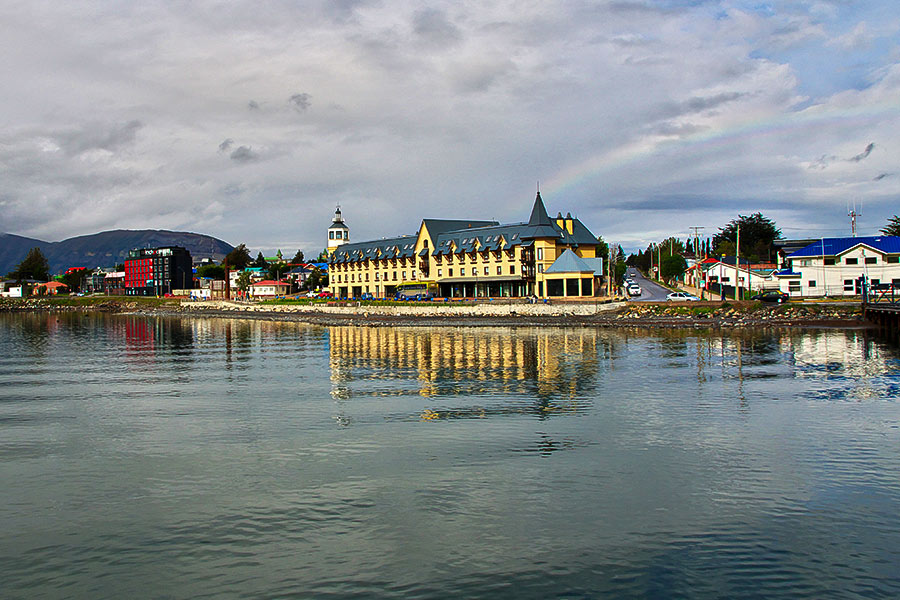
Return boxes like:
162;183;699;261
328;192;604;299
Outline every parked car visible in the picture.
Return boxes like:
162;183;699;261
751;290;789;304
666;291;701;302
627;283;642;296
316;291;333;298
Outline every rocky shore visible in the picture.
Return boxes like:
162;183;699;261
1;297;867;329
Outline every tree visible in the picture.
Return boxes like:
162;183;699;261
291;249;305;264
59;269;86;293
307;267;328;290
254;252;268;269
236;270;251;292
596;236;609;262
267;262;287;281
881;215;900;236
658;236;685;258
713;213;781;262
660;254;687;283
223;244;252;270
197;264;226;279
8;247;50;282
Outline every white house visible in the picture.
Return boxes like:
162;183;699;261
249;280;290;299
697;257;778;296
775;236;900;297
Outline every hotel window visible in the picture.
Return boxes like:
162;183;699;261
865;257;877;265
329;231;335;239
402;271;406;280
808;280;816;288
510;265;515;274
845;257;858;265
824;258;835;265
537;248;544;260
437;269;442;277
484;267;489;276
393;272;397;281
888;256;899;264
461;268;465;276
844;279;854;292
497;266;502;275
538;264;544;273
449;268;453;277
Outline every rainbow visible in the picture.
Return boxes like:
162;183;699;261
543;99;900;198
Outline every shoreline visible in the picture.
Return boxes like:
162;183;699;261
0;297;870;330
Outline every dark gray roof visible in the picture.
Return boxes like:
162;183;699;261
432;224;530;256
329;234;416;264
422;219;498;238
521;192;560;239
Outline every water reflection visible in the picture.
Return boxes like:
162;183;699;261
328;326;612;420
3;314;900;599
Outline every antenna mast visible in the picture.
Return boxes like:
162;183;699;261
848;202;862;237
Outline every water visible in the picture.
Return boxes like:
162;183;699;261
1;312;899;599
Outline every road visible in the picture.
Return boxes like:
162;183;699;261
623;268;675;302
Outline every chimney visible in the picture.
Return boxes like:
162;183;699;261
565;212;574;235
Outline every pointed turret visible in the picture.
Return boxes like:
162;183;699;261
522;191;560;239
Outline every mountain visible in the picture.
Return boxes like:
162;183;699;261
0;230;234;276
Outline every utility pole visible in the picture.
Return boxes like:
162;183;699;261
735;224;741;301
690;226;704;297
657;245;661;281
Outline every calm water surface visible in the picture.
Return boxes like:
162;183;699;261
1;312;899;599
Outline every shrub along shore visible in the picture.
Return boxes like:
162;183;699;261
0;296;866;329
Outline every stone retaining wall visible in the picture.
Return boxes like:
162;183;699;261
182;300;625;317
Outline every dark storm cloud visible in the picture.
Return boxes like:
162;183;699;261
412;8;461;46
850;142;874;162
290;93;311;112
219;138;234;152
810;142;876;169
230;146;258;162
56;120;143;155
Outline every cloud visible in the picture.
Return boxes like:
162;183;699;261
827;22;873;51
850;142;875;162
229;146;258;162
55;120;143;156
412;8;461;47
1;1;898;249
873;173;891;181
289;93;311;112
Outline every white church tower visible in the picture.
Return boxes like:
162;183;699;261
326;205;349;255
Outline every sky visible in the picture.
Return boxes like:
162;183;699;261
1;0;899;256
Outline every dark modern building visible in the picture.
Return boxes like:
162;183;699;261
124;246;194;296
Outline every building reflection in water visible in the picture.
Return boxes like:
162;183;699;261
328;326;613;421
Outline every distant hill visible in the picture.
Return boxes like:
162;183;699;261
0;230;234;276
